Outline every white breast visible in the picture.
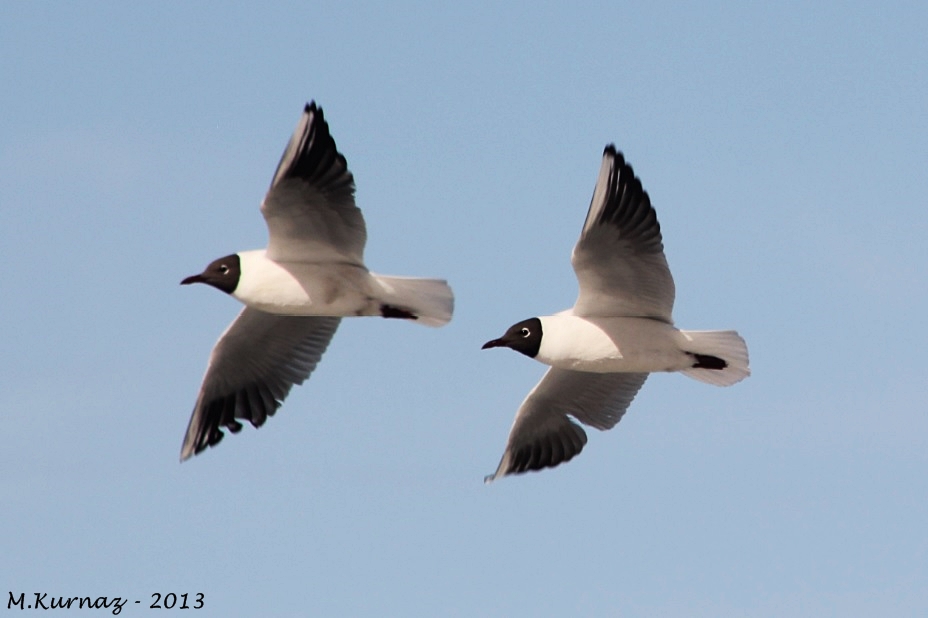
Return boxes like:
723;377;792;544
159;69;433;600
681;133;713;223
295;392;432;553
232;250;375;316
536;314;691;373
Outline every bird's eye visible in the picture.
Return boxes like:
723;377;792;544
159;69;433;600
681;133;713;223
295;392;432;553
219;264;229;275
520;328;531;337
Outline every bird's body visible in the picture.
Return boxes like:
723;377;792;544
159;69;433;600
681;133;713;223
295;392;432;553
230;250;371;315
229;250;450;323
180;102;453;461
483;145;749;482
533;315;695;374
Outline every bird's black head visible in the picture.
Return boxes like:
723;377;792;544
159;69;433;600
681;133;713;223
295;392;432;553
181;254;241;295
482;317;543;359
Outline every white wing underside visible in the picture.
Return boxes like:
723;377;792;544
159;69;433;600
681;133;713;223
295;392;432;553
571;147;675;321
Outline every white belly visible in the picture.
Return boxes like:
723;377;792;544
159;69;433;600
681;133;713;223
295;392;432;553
535;315;692;373
232;251;378;316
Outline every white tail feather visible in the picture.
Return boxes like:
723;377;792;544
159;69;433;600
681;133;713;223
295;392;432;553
371;274;454;327
679;330;750;386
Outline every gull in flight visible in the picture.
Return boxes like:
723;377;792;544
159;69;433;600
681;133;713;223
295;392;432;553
180;102;454;461
482;145;748;481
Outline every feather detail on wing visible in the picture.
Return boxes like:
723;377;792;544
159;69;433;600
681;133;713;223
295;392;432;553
485;369;648;481
262;102;366;264
571;146;674;320
181;308;340;460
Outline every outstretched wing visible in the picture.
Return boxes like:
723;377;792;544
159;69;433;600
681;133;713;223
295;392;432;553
261;102;366;264
181;308;340;460
571;146;674;321
485;368;648;482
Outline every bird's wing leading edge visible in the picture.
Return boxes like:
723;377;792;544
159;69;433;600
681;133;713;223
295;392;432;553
571;146;675;320
261;102;366;264
180;308;341;461
485;368;648;482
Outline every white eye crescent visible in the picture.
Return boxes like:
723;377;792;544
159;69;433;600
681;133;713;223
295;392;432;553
520;328;530;337
219;264;230;274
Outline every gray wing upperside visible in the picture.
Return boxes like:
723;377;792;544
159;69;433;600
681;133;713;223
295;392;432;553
180;308;341;461
261;102;366;264
571;146;674;320
485;369;648;482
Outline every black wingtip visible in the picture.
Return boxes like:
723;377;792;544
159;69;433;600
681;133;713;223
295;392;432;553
603;144;628;168
492;420;589;481
592;147;664;254
271;100;354;196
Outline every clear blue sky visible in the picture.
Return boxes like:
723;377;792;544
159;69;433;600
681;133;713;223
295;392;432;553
2;2;926;616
